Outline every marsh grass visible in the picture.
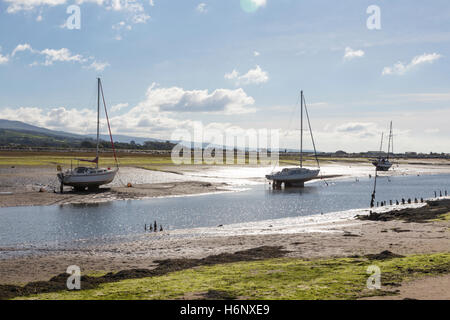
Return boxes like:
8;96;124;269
0;151;371;168
15;253;450;300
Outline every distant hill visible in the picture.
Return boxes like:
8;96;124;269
0;128;86;148
0;119;174;150
0;119;84;139
0;119;316;152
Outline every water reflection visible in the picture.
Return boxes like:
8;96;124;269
266;185;319;196
0;174;448;249
64;202;113;209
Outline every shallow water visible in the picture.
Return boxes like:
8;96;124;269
0;173;448;250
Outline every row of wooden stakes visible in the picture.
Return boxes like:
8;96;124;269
145;221;163;232
376;190;448;207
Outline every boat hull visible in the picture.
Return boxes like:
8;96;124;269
266;168;320;187
372;160;392;171
58;169;118;187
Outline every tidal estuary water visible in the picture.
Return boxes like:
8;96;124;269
0;173;448;250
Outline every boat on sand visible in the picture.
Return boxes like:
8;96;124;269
372;121;394;172
57;78;118;192
266;91;320;188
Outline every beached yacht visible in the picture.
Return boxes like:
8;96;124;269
266;167;320;187
57;78;118;192
372;121;394;172
266;91;320;188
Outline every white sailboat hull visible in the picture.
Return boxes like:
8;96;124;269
265;91;321;188
266;168;320;183
55;78;119;191
58;168;118;187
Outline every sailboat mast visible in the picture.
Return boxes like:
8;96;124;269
387;121;392;160
96;78;100;169
300;90;303;168
379;132;384;155
391;123;394;156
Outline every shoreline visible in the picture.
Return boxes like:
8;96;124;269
1;160;449;297
1;160;450;208
1;197;449;287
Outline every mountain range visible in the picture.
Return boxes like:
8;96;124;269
0;119;312;152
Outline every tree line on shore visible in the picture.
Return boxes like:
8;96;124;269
0;128;175;151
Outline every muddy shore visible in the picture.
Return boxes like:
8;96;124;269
1;159;450;208
0;166;239;207
0;181;231;208
1;198;449;288
0;161;449;299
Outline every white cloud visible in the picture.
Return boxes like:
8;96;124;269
343;47;365;60
85;60;110;71
131;13;150;24
0;84;255;138
2;99;450;153
196;3;207;13
36;15;43;21
112;21;127;29
8;43;109;70
105;0;150;24
224;70;239;80
12;43;35;56
111;103;129;112
0;54;9;65
0;106;97;134
4;0;66;13
382;53;442;75
225;65;269;86
137;83;256;114
253;51;260;57
6;0;152;27
336;122;376;137
41;48;83;65
112;20;132;39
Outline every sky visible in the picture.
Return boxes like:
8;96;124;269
0;0;450;153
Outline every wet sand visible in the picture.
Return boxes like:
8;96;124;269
0;198;449;288
0;166;238;207
0;181;231;208
0;161;449;299
361;274;450;300
1;159;450;208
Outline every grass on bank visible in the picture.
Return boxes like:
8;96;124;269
431;212;450;222
15;253;450;300
0;151;370;167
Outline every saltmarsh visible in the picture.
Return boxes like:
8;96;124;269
0;152;340;167
14;253;450;300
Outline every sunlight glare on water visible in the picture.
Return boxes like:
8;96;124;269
0;174;448;250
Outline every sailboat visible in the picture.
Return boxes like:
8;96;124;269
372;121;393;171
265;91;320;188
57;78;119;192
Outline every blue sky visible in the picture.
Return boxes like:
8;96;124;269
1;0;450;152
